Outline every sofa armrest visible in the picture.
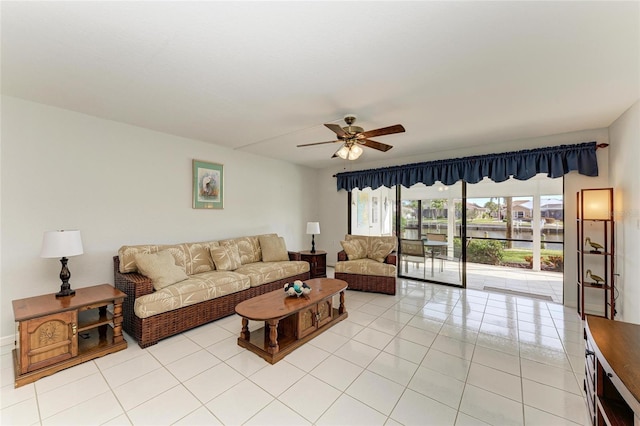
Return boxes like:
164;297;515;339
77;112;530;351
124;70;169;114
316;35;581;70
288;251;301;261
113;256;154;298
337;250;348;261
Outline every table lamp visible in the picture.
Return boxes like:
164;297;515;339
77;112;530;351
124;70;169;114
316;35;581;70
306;222;320;253
40;230;84;297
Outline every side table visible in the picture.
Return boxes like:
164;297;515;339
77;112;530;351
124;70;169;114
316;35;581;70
300;250;327;278
12;283;127;387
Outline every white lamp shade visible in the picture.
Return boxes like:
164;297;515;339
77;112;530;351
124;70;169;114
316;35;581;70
582;189;612;220
306;222;320;235
40;230;84;258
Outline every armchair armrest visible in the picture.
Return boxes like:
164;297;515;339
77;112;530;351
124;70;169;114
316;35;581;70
337;250;348;261
385;251;397;266
288;251;301;261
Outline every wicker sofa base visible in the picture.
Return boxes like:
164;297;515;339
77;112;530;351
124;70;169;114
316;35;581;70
335;272;396;295
114;256;309;348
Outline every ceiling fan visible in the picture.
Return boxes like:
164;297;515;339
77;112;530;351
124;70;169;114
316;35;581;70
297;115;405;160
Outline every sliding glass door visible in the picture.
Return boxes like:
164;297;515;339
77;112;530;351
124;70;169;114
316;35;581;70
347;173;563;301
465;175;564;302
398;182;464;286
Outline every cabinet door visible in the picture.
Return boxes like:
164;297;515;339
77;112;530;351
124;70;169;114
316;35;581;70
20;311;78;374
297;306;317;339
316;299;333;328
315;255;327;277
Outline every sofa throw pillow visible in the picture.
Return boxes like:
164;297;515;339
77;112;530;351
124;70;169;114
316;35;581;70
341;239;367;260
368;237;396;262
134;250;189;291
210;241;242;271
259;235;289;262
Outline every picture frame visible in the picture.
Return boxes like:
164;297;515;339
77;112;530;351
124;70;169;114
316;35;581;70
193;160;224;209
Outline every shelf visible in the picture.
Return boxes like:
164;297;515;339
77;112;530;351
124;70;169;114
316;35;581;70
577;188;615;320
597;396;634;426
580;282;611;290
78;326;116;354
580;251;613;256
78;309;113;332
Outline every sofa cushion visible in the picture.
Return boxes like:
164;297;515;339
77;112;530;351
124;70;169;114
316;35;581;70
259;235;289;262
134;250;189;291
234;261;310;287
210;241;241;271
183;241;218;274
119;244;186;274
341;239;367;260
229;236;262;265
134;271;251;319
335;258;397;277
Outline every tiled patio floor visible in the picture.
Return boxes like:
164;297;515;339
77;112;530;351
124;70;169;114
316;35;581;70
399;259;564;304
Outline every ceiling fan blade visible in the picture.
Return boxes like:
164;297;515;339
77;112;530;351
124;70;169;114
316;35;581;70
358;124;405;139
325;123;348;138
297;140;340;147
360;139;393;152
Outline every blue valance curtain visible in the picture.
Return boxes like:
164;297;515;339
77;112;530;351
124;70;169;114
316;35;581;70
336;141;599;191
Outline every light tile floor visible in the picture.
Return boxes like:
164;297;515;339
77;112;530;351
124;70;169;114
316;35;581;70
1;271;589;425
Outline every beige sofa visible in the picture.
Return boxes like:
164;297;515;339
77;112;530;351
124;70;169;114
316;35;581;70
335;235;398;295
114;234;310;347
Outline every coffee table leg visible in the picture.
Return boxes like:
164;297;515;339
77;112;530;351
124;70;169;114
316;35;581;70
267;319;279;354
240;318;250;340
339;290;346;315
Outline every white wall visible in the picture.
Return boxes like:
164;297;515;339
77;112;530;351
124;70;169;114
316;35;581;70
608;100;640;324
318;128;611;311
0;96;318;341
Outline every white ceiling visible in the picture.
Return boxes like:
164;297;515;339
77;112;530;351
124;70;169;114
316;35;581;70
2;1;638;169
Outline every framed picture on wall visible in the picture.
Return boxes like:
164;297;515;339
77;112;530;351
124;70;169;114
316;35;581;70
193;160;224;209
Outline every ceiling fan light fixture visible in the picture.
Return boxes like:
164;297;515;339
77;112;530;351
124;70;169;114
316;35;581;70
297;115;404;159
336;143;363;160
336;145;350;160
350;144;363;159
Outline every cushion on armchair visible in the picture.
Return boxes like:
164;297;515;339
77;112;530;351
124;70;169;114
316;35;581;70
368;238;396;262
344;234;396;263
340;239;367;260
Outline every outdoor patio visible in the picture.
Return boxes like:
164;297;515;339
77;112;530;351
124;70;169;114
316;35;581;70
397;258;564;304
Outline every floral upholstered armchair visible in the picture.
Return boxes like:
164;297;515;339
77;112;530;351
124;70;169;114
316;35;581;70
335;234;397;295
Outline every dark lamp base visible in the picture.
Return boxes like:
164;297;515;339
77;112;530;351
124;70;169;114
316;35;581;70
56;257;76;298
56;288;76;298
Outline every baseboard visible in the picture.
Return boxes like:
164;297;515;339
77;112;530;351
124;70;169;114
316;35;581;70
1;334;15;349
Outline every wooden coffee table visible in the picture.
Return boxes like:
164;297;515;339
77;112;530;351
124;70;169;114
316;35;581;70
235;278;348;364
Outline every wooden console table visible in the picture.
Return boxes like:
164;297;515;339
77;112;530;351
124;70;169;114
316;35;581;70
235;278;347;364
12;284;127;387
585;316;640;425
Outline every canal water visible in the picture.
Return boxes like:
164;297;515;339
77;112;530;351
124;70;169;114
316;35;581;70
405;224;565;250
